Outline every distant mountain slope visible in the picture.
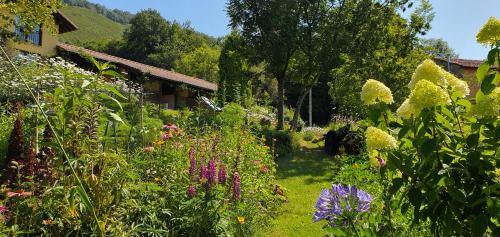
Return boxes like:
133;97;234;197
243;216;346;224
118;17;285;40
63;0;134;24
59;6;126;44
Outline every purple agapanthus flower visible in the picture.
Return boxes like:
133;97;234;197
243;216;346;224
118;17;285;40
207;159;217;185
313;184;372;227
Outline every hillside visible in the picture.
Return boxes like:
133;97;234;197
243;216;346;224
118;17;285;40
59;6;126;44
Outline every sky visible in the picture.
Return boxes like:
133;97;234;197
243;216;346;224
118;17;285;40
89;0;499;60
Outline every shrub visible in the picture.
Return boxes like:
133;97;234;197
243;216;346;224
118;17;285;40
263;129;300;157
359;32;499;236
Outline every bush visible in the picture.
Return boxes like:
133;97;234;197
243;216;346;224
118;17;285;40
263;129;300;157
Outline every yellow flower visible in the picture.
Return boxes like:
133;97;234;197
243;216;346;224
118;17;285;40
154;177;160;182
361;79;394;105
409;59;447;90
470;88;500;118
369;150;380;167
238;216;245;224
409;79;450;111
443;71;470;98
396;99;420;120
476;16;500;46
365;127;397;151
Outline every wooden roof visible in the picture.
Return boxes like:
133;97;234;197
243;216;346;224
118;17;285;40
54;11;78;34
57;43;218;91
434;58;484;69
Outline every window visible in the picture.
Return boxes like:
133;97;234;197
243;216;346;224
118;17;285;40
13;16;42;46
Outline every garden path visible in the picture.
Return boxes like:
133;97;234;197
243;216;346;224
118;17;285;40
257;148;337;237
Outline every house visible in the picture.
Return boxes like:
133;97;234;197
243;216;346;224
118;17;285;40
434;58;484;97
2;11;217;109
1;11;78;56
57;43;217;109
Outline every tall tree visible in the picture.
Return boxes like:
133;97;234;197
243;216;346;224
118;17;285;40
122;9;170;65
228;0;301;130
217;32;248;105
327;0;434;116
420;38;459;59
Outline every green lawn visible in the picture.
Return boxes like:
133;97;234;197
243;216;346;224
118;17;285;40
257;149;336;237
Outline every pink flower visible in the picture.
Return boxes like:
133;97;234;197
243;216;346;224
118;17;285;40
144;146;154;153
0;205;7;213
253;160;262;165
7;191;32;198
260;166;270;174
378;158;387;167
162;132;173;141
163;123;179;132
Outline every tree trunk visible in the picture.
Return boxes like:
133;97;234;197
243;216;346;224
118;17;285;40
277;77;285;130
291;87;310;131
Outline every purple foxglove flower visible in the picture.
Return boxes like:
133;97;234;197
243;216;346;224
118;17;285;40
187;185;196;198
218;164;227;185
199;162;207;182
207;159;217;185
232;171;241;200
189;156;196;181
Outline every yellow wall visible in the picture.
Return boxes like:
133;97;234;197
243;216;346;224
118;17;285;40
462;68;480;97
0;11;59;57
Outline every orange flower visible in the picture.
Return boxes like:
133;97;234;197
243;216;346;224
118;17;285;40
237;216;245;224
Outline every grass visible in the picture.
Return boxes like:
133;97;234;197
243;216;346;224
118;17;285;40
257;147;335;237
60;6;126;44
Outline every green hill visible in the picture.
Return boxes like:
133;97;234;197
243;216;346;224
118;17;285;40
59;6;126;44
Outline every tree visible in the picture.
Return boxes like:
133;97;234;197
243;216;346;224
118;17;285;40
175;44;220;83
420;38;459;59
288;0;329;131
228;0;301;130
122;9;171;65
217;32;249;105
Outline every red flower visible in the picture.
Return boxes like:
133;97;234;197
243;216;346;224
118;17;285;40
260;166;270;174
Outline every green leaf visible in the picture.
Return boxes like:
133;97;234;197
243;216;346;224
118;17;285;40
447;187;466;203
471;215;488;237
75;186;92;212
99;93;123;111
103;85;127;100
107;112;124;124
481;73;496;95
488;48;499;65
476;62;490;83
467;133;480;148
102;70;124;79
409;187;423;209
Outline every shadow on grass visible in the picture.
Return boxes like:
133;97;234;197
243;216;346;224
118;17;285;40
275;148;342;185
